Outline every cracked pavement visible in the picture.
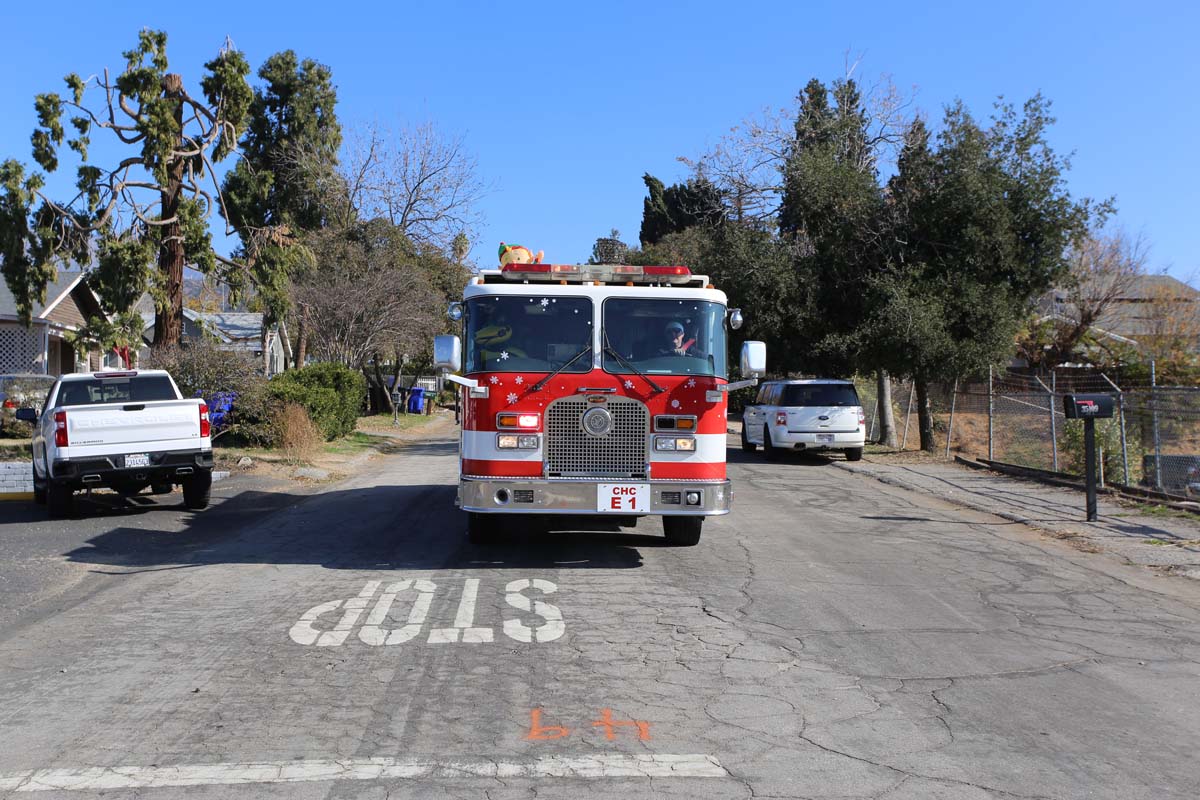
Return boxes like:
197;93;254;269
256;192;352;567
1;434;1199;798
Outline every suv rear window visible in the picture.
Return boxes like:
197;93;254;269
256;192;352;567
57;375;178;406
779;384;859;407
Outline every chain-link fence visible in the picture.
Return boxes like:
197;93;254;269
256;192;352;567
861;366;1200;498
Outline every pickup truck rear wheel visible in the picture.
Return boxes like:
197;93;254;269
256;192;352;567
32;459;46;505
47;483;74;518
740;423;757;452
663;516;702;546
182;471;212;510
845;447;864;462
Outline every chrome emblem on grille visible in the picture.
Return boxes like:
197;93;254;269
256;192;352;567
581;407;613;437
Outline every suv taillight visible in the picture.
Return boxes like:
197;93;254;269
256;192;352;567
857;407;866;427
775;412;787;426
54;411;68;447
198;402;211;438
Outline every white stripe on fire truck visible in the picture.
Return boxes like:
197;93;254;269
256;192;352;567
460;431;728;463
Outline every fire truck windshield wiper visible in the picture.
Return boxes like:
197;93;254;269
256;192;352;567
603;330;665;394
532;343;593;392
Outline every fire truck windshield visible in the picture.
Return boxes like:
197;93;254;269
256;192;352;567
465;295;593;373
602;299;728;378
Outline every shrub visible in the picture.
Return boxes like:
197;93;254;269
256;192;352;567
268;362;365;440
278;403;321;463
145;341;268;440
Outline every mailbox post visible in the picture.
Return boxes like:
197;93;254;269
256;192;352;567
1062;394;1116;521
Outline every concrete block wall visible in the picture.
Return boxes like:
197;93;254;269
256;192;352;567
0;461;34;496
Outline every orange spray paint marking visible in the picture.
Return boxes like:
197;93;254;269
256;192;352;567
524;708;570;740
591;708;651;741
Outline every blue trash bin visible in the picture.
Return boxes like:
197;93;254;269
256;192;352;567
406;387;425;414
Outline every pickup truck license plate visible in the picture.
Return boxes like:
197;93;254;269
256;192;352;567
816;434;834;443
124;453;150;468
597;483;649;512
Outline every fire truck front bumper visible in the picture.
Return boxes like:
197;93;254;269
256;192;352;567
458;478;732;516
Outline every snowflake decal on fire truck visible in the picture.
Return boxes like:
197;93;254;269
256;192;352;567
686;378;696;388
540;298;550;307
506;392;519;404
515;376;525;385
489;375;499;385
670;399;681;409
499;351;510;361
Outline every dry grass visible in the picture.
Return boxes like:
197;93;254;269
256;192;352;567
278;403;322;464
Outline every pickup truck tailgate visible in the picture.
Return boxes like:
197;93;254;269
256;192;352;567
63;400;205;457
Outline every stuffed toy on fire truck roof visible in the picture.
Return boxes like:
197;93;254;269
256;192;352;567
498;242;544;266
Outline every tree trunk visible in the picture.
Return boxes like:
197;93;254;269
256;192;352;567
876;370;897;449
261;315;272;376
151;73;186;349
915;377;936;452
278;316;294;370
374;355;396;414
296;307;308;367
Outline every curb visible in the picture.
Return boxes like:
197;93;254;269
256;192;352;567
0;468;231;502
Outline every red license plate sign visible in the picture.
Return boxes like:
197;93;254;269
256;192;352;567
597;483;649;512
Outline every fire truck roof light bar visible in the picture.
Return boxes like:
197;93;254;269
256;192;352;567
500;263;692;284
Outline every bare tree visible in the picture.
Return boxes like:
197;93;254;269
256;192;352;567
337;122;487;253
297;219;441;371
1017;228;1148;367
680;70;915;224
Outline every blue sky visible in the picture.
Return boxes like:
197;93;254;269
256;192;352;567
1;1;1197;279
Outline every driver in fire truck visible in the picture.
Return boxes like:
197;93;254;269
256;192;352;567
658;320;695;356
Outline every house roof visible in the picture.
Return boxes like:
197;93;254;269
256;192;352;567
0;272;85;321
186;311;263;341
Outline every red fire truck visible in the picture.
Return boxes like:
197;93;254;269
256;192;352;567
434;262;766;546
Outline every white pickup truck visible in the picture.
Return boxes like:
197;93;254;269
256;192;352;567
16;370;214;517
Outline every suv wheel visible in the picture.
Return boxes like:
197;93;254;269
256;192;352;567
740;424;757;452
763;426;780;461
845;447;863;462
663;516;702;546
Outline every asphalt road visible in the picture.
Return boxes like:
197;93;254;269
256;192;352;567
2;435;1200;799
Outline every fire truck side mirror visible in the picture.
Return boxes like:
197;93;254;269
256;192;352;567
433;335;462;373
741;341;766;378
729;308;744;330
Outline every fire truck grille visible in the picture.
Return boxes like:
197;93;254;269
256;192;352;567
546;396;648;478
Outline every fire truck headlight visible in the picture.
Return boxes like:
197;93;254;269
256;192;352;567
498;434;539;450
676;437;696;451
654;436;676;451
655;436;695;452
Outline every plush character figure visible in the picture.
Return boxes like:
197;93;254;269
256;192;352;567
498;242;544;266
474;323;528;362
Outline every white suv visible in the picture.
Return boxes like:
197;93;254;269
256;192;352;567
741;379;865;461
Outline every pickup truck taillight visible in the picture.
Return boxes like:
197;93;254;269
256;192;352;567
198;402;211;438
54;411;68;447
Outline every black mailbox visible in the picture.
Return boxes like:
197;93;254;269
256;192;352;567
1063;394;1115;420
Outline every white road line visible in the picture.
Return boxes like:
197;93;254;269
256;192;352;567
0;755;728;791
